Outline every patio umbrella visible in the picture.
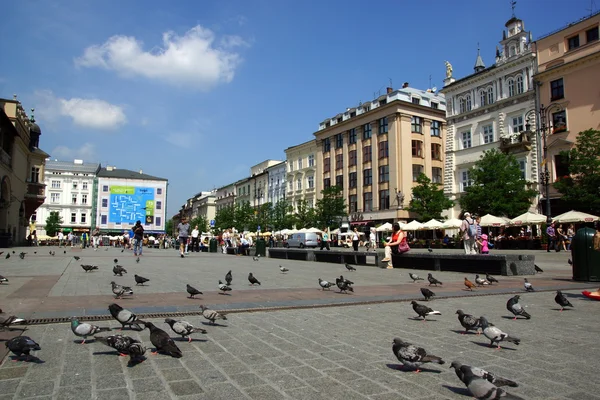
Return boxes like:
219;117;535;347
401;220;424;230
441;218;462;229
420;219;444;230
376;222;393;232
509;211;547;226
479;214;510;227
552;210;599;223
307;227;323;233
330;228;340;234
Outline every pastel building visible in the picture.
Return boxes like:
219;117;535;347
265;161;286;205
284;140;318;211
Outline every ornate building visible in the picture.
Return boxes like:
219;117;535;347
284;140;317;212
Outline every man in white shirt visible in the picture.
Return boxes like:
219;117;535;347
58;231;64;247
369;229;377;251
191;225;200;252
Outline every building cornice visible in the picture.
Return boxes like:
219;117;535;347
534;50;600;80
448;91;535;123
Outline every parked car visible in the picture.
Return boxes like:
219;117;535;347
285;232;319;248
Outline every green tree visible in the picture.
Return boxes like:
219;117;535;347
294;199;318;229
406;173;454;221
189;215;208;233
251;202;273;232
315;186;346;228
554;129;600;214
272;200;294;230
45;211;63;237
165;219;174;236
214;205;235;232
459;149;537;217
234;201;255;230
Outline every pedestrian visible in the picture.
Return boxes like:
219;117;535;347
32;230;38;247
566;224;575;250
352;228;360;251
58;230;64;247
132;220;144;256
92;226;101;249
191;225;200;252
556;224;567;251
460;212;477;254
369;228;377;251
320;228;331;250
477;233;490;254
546;222;557;252
177;217;190;258
382;222;408;269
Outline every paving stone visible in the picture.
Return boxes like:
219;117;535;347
131;377;167;393
0;378;21;394
96;388;133;400
16;381;56;398
95;374;128;390
190;368;229;385
285;365;323;380
267;373;306;390
55;384;92;400
244;384;285;399
218;362;251;375
133;391;172;400
228;372;267;388
161;367;192;382
59;370;92;386
168;379;204;396
0;366;28;380
198;382;248;399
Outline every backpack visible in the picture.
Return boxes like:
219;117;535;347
467;221;477;237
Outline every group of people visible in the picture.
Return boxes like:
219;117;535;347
545;222;576;252
460;212;490;255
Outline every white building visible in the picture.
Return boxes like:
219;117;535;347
265;161;286;205
34;159;100;236
284;139;318;212
441;13;538;218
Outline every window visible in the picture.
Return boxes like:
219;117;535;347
378;117;388;134
363;146;372;162
298;157;303;169
412;97;420;105
411;116;422;133
349;150;357;166
516;75;524;94
512;116;524;134
31;213;37;222
432;167;442;183
507;78;515;97
479;90;486;107
431;120;441;137
509;45;516;56
101;198;108;207
460;170;473;191
81;213;86;224
101;215;107;225
323;137;331;152
518;159;527;179
465;95;472;111
412;140;423;157
482;124;494;144
30;167;40;183
289;162;294;172
156;217;162;227
587;27;599;43
307;176;314;189
335;154;343;170
72;181;78;189
297;178;302;190
348;128;357;144
102;185;108;192
83;181;88;190
308;154;315;167
82;194;87;205
552;111;567;134
349;195;357;213
324;158;330;173
412;165;424;182
323;178;331;189
379;190;390;210
461;131;472;149
50;193;60;203
378;141;388;159
71;213;76;223
378;165;389;183
72;194;77;204
349;172;357;188
335;133;343;149
567;34;580;50
431;102;439;109
51;180;60;189
487;87;494;104
431;143;442;160
157;188;162;195
335;175;343;188
288;181;293;191
551;78;564;101
363;123;372;139
555;154;570;180
363;169;372;185
156;201;162;210
459;97;466;113
363;192;373;212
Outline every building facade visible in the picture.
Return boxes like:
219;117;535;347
314;85;446;225
441;14;538;218
34;160;100;237
533;11;600;215
285;140;317;212
265;161;286;205
94;166;168;234
192;191;216;224
0;97;48;245
214;183;236;212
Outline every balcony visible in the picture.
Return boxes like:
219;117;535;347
26;182;46;199
0;148;11;167
499;132;532;154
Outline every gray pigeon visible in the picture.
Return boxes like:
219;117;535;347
480;316;520;349
70;317;110;344
506;295;531;320
391;338;445;372
344;263;356;271
475;274;490;286
555;290;574;311
523;278;534;292
409;273;424;283
456;309;482;334
143;321;182;358
279;265;289;273
335;277;354;294
113;265;127;276
411;301;441;321
81;264;98;272
136;257;140;263
134;275;150;285
0;275;7;284
486;273;499;284
248;273;261;285
427;273;442;286
5;336;40;361
111;281;133;299
0;309;25;330
458;365;524;399
165;318;206;342
218;280;232;294
73;256;80;261
318;278;333;290
108;303;143;330
186;284;203;298
19;252;26;259
450;361;519;388
420;288;435;301
225;270;232;285
200;305;227;325
95;334;146;362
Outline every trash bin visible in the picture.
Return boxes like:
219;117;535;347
209;238;218;253
571;227;600;282
255;238;267;257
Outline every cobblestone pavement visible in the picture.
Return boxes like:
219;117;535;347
0;290;598;399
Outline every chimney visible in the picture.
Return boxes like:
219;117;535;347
386;87;393;94
402;82;409;88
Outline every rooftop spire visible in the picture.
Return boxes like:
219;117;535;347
474;43;486;73
30;108;35;123
510;0;517;17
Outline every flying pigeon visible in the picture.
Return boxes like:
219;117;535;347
143;321;182;358
420;287;435;301
19;252;26;260
200;305;227;325
345;263;356;271
455;364;525;399
0;309;26;329
136;257;140;263
95;334;146;362
111;281;133;299
318;278;333;290
456;310;482;335
464;277;476;291
218;280;232;293
73;256;80;261
555;290;574;311
165;318;206;342
335;277;354;294
70;317;110;344
506;295;531;320
450;361;519;388
475;274;490;286
480;316;520;349
113;265;127;276
534;264;544;273
248;273;261;286
279;265;289;273
225;270;232;285
186;284;203;298
108;303;143;330
134;274;150;286
81;264;98;273
113;258;118;264
427;273;442;286
409;273;424;283
252;255;260;261
523;278;535;292
5;336;40;361
0;275;8;284
411;301;441;321
391;338;445;372
485;273;499;284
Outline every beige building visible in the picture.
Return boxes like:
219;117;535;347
314;85;447;225
284;140;317;211
533;11;600;215
214;183;236;212
181;191;216;226
0;97;49;246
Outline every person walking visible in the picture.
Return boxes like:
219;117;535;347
58;230;64;247
460;212;477;254
546;222;557;252
132;220;144;256
191;225;200;252
320;229;331;250
177;217;190;258
92;226;101;249
369;228;377;251
351;228;360;251
382;222;407;269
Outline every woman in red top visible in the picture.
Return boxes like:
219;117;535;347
382;222;406;269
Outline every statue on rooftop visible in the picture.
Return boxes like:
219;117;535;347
445;61;453;79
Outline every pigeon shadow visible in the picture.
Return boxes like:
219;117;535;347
7;356;45;364
552;308;573;311
72;339;97;344
218;293;232;296
501;316;527;320
93;350;121;356
450;329;477;335
175;337;208;343
442;384;471;396
385;363;442;374
334;291;353;295
408;317;439;322
127;357;147;367
470;341;518;351
200;322;227;327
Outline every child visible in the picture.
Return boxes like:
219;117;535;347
477;233;490;254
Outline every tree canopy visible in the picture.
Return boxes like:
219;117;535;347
406;173;454;221
314;186;346;229
45;211;63;237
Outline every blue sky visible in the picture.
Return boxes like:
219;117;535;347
0;0;595;216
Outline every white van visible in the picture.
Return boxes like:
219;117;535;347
285;232;319;248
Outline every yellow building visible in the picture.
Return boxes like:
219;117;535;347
285;139;318;211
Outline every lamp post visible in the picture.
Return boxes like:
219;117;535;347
524;101;565;223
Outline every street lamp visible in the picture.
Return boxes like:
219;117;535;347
524;101;565;223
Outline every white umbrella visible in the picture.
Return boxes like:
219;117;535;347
330;228;340;234
552;210;599;223
479;214;510;227
376;222;393;232
307;227;323;233
401;220;424;230
420;219;444;230
441;218;462;229
509;211;547;226
298;228;308;232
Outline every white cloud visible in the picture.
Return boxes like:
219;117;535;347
75;25;246;90
51;143;97;162
163;133;193;148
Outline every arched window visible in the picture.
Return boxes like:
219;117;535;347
459;97;466;114
480;90;487;107
465;95;472;111
509;46;516;56
487;87;494;104
507;78;515;97
516;75;524;94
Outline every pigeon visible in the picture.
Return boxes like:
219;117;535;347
81;264;98;272
409;273;424;283
480;316;520;349
427;273;442;286
475;274;490;286
4;253;9;259
252;255;260;261
427;247;433;253
567;259;573;266
70;317;110;344
345;263;356;271
411;301;441;321
165;318;206;342
5;336;40;361
50;251;55;256
464;277;476;291
420;288;435;301
218;280;232;293
450;361;519;388
248;273;261;286
143;321;182;358
73;256;80;261
34;251;37;254
0;309;26;329
523;278;534;292
108;303;143;330
391;338;445;372
134;274;150;285
200;305;227;325
279;265;289;273
534;264;544;273
111;281;133;299
64;250;66;254
136;257;140;263
113;258;118;264
318;278;333;290
225;270;232;285
19;252;26;259
95;334;146;362
555;290;574;311
121;249;124;253
113;265;127;276
0;275;8;284
506;295;531;320
456;310;482;334
457;365;524;399
486;273;499;284
335;277;354;294
186;284;203;298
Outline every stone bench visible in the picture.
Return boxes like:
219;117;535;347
268;248;313;261
313;250;379;266
390;253;535;275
